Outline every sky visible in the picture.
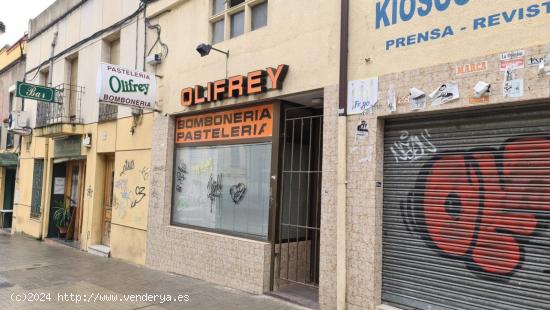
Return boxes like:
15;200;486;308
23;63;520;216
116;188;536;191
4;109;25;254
0;0;56;47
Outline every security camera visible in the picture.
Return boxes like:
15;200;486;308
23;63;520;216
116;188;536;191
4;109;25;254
146;53;162;65
409;87;425;99
473;81;491;98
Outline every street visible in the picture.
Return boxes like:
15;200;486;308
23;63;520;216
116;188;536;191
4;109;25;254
0;233;303;310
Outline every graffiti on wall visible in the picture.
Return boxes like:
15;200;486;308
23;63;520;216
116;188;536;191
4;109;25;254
391;129;437;163
120;160;135;176
175;162;188;193
207;173;223;212
230;183;247;204
402;136;550;278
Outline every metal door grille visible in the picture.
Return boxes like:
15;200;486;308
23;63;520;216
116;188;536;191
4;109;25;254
382;105;550;310
30;159;45;218
276;107;323;288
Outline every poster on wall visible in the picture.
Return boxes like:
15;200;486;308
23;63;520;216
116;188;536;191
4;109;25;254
347;78;379;115
54;178;65;195
429;82;460;106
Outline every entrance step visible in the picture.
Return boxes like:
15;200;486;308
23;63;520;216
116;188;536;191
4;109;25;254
88;245;111;258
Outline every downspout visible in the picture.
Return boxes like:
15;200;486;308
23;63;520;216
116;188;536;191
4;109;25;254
337;0;349;309
40;31;57;239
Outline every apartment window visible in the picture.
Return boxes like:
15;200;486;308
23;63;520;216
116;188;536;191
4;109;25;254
210;0;268;43
251;1;268;30
100;37;120;121
109;38;120;65
30;159;44;218
230;11;244;38
229;0;245;7
212;19;225;44
212;0;224;15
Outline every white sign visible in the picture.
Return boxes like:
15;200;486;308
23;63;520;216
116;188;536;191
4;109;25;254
347;78;379;115
429;82;460;106
96;63;157;110
500;50;525;61
54;177;65;195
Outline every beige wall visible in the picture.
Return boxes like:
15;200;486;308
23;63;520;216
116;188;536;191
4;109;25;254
146;0;340;115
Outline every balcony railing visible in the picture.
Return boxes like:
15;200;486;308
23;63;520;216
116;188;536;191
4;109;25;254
98;102;118;122
36;84;84;128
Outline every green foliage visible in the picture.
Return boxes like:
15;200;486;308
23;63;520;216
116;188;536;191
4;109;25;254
52;200;72;228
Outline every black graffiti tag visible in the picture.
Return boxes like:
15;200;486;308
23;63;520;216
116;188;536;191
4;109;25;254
207;174;223;212
229;183;247;204
131;186;146;208
175;163;187;193
120;160;135;176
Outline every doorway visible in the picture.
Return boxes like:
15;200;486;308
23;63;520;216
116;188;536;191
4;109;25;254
273;106;323;306
1;168;16;231
101;156;115;246
48;160;86;243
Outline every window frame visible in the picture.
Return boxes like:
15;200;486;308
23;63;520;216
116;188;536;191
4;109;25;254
170;102;281;242
209;0;268;44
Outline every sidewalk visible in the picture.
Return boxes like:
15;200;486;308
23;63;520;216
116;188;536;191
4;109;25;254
0;233;305;310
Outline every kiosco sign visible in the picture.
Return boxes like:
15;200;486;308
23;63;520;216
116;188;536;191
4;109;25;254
96;63;157;109
180;65;288;107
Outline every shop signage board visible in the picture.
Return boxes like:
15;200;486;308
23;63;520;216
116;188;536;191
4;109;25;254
54;136;82;158
175;104;273;145
180;65;288;107
96;63;157;110
16;82;58;103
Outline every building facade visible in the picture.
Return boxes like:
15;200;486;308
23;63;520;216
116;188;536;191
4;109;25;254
6;0;550;309
0;35;26;232
12;0;152;265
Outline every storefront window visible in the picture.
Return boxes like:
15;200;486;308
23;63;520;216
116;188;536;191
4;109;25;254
172;143;272;239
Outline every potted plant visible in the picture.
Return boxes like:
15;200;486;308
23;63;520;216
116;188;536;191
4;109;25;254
52;200;72;237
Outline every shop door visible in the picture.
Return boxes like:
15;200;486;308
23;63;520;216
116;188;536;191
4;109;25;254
48;163;67;238
382;105;550;310
2;168;16;229
102;156;115;246
65;160;86;241
274;107;323;291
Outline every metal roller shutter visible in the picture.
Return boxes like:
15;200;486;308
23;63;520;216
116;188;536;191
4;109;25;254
382;105;550;310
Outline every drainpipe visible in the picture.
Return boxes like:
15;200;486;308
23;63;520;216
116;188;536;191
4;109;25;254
40;32;57;239
337;0;349;309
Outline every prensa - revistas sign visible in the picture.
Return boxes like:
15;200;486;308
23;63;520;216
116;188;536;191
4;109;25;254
96;63;157;109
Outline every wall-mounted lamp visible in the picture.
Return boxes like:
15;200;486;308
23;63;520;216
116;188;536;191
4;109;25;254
0;21;5;34
196;43;229;58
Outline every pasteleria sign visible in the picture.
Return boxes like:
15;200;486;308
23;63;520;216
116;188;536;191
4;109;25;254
96;63;157;110
180;65;288;107
175;104;273;144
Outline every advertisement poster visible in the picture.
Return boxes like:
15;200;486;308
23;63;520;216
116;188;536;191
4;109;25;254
429;82;460;106
348;78;379;115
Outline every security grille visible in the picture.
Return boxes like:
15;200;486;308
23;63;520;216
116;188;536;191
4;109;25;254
30;159;44;218
275;106;323;288
382;105;550;310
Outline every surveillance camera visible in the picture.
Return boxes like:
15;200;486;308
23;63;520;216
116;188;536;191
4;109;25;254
473;81;491;98
409;87;425;99
146;53;162;65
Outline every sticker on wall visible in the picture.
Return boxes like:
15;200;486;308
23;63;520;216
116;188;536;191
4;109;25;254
500;50;525;71
503;79;524;98
429;82;460;106
503;68;524;98
347;78;379;115
408;88;426;110
355;120;369;142
527;54;548;67
54;178;65;195
387;85;397;113
456;61;488;76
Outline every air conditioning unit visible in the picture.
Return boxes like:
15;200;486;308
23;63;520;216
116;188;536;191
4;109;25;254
7;111;31;136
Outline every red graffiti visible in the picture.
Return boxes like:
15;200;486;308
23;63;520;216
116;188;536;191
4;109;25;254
405;137;550;276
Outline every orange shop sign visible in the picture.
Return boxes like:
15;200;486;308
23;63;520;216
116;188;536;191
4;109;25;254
175;104;273;144
180;65;288;106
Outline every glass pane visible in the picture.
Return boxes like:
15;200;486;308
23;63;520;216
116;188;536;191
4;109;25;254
172;143;272;239
212;0;225;15
229;0;244;7
212;19;224;44
252;2;268;30
230;11;244;38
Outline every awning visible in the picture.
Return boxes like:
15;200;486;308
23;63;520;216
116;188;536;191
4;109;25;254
0;153;18;167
